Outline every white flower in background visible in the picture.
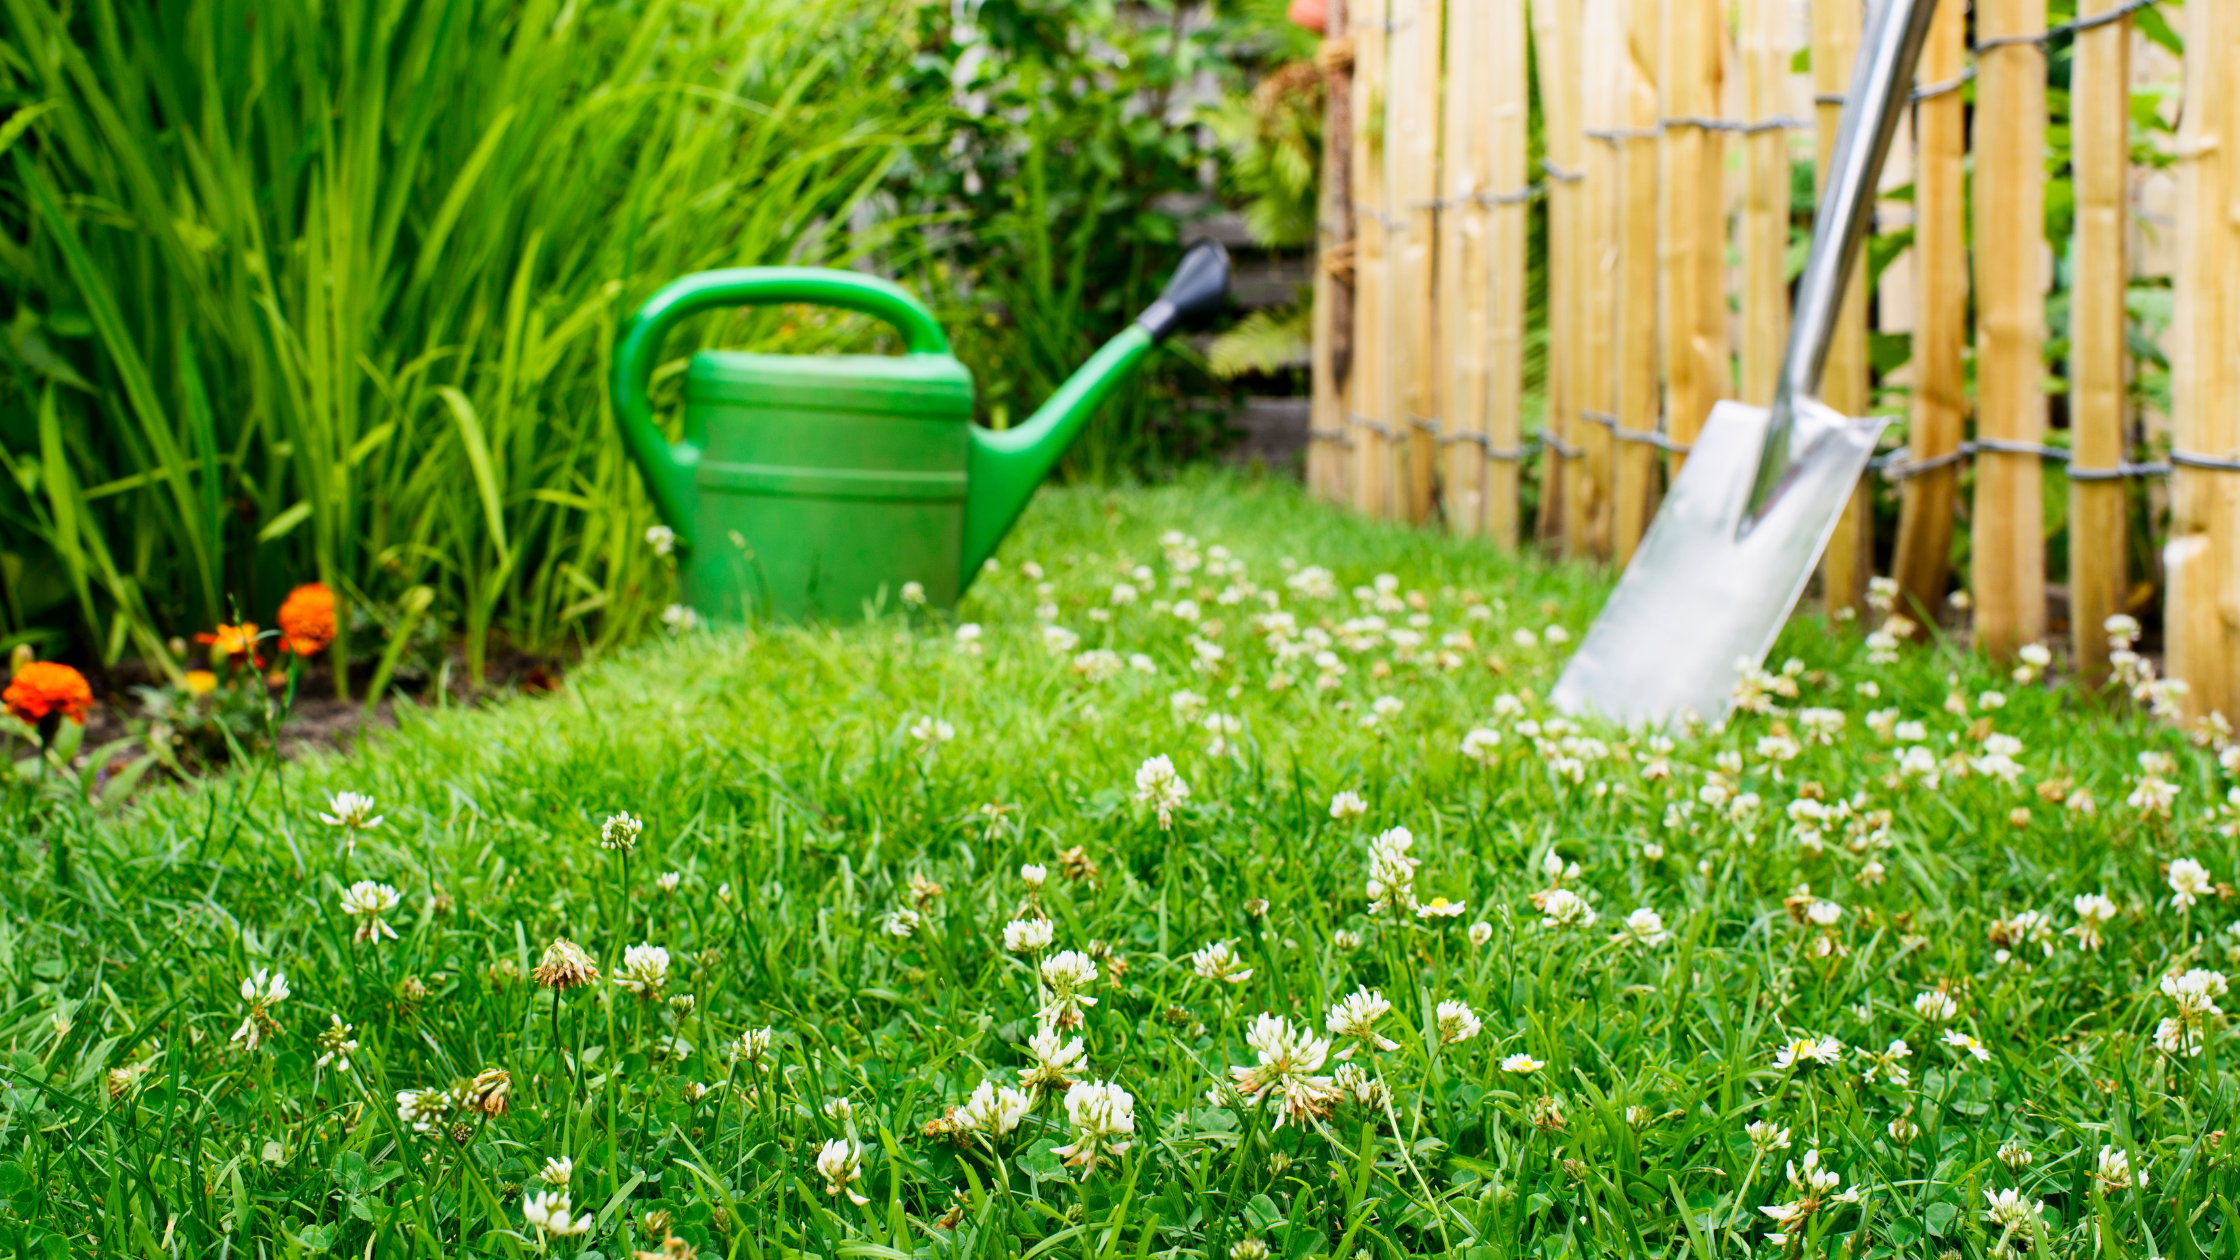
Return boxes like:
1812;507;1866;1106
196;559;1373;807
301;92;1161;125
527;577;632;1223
1538;887;1597;930
644;525;676;556
1329;790;1368;822
1984;1188;2042;1233
1615;907;1669;947
958;1080;1034;1137
815;1137;869;1205
1133;755;1191;829
1912;990;1958;1022
319;792;384;841
1366;826;1420;914
1052;1080;1136;1171
882;908;921;938
231;967;291;1051
898;580;926;607
1468;919;1494;947
1542;625;1570;645
600;810;643;851
1191;939;1254;985
725;1028;774;1066
314;1015;358;1072
910;716;956;748
1019;1028;1087;1092
1941;1028;1990;1062
1003;917;1054;954
1038;951;1100;1029
1866;708;1899;740
1110;582;1139;605
1415;896;1467;920
1746;1120;1792;1153
953;623;983;655
1998;1140;2033;1170
2096;1144;2147;1190
1772;1035;1842;1069
2130;775;2179;818
1859;1038;1912;1087
2069;891;2118;950
1040;624;1079;655
1797;708;1845;743
1325;987;1399;1052
615;944;671;997
1434;999;1481;1045
1460;728;1502;762
1979;690;2007;710
339;880;402;944
523;1190;591;1238
538;1155;573;1186
1501;1052;1545;1073
2169;857;2213;908
661;602;701;632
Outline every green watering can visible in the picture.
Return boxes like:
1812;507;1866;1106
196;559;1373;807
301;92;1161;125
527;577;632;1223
611;241;1230;621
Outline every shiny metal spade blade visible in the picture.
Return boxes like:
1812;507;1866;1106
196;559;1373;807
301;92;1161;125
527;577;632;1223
1550;398;1888;728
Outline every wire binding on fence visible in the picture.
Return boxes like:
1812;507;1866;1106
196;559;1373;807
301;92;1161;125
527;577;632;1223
1535;429;1581;460
1871;433;2237;483
1307;428;1357;450
1578;409;1696;456
1540;161;1584;184
1347;413;1400;441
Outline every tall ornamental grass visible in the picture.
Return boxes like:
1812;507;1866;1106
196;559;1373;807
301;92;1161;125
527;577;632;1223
0;0;930;685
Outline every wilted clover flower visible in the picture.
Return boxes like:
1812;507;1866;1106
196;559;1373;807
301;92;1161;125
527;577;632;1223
1133;755;1191;829
600;811;644;852
533;938;599;992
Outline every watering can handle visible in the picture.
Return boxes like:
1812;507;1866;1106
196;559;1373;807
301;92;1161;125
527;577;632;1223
609;268;954;544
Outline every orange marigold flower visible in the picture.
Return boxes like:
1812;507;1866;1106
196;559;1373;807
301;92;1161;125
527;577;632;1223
5;661;93;727
196;623;261;665
277;583;338;656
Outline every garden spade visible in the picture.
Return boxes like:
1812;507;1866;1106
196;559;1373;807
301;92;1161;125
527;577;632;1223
1551;0;1938;727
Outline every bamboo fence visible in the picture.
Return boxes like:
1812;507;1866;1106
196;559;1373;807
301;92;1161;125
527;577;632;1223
1307;0;2240;724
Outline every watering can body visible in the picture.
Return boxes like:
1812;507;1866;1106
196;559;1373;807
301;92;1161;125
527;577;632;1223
611;245;1229;622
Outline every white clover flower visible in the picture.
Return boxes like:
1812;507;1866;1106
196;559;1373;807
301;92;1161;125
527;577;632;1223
1325;988;1399;1052
725;1028;774;1066
2019;642;2051;668
1038;951;1100;1029
1912;990;1958;1022
1468;920;1494;947
1041;624;1080;655
2097;1144;2147;1190
1019;1028;1087;1091
2169;857;2213;908
1366;826;1420;914
1052;1080;1136;1172
538;1156;573;1186
615;943;671;997
339;880;402;945
1460;727;1502;762
2160;967;2229;1019
319;791;384;837
1329;790;1368;822
1865;708;1899;740
910;716;956;747
1500;1052;1545;1073
1998;1140;2033;1170
1806;899;1843;927
1019;862;1048;889
1003;918;1055;954
2130;775;2180;818
1615;907;1670;946
600;810;643;851
1538;887;1598;930
1894;719;1928;742
1542;625;1570;645
1859;1038;1912;1087
958;1080;1034;1137
882;908;922;938
897;580;926;607
1745;1120;1792;1153
1110;582;1138;605
1191;939;1254;984
1133;755;1191;829
1984;1187;2041;1231
1229;1013;1339;1127
1434;999;1481;1045
522;1190;590;1237
644;524;677;556
815;1138;869;1205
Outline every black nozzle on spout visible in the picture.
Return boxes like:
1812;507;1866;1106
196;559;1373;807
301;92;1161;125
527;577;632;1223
1134;239;1232;342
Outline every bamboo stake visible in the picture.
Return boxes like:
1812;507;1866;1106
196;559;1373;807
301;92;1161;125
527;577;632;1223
1814;0;1873;624
1439;0;1493;537
1486;0;1528;548
1737;0;1788;407
1970;0;2047;660
2164;0;2240;721
1390;0;1443;524
1529;0;1584;550
1575;0;1623;559
1348;0;1391;520
1610;0;1662;564
2067;0;2127;682
1889;0;1966;626
1308;0;1355;505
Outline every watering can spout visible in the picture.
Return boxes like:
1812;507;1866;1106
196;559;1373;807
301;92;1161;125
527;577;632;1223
958;239;1231;586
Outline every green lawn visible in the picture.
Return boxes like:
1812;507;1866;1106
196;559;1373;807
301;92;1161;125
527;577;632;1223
3;471;2232;1259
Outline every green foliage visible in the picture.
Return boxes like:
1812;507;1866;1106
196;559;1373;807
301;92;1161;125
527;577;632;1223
0;0;932;682
1208;303;1312;379
0;475;2230;1255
